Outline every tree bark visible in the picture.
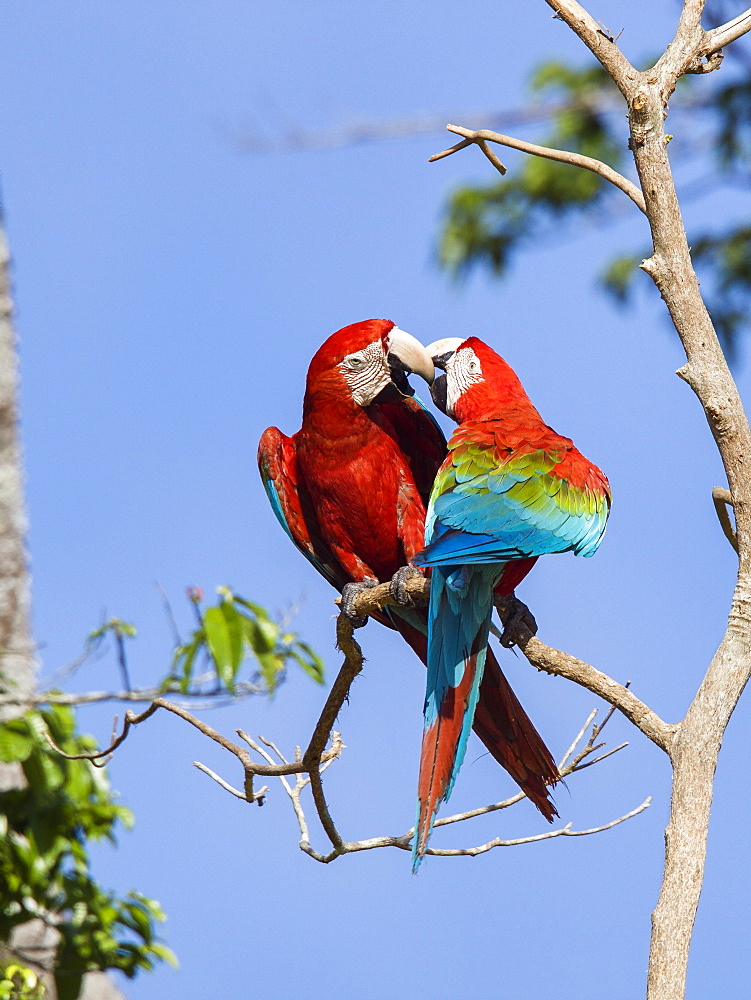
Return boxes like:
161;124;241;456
0;217;35;719
540;3;751;997
0;217;127;1000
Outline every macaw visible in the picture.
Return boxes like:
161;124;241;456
410;336;611;871
258;319;559;822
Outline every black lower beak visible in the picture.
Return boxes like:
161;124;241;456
430;374;448;414
386;352;416;397
372;381;405;405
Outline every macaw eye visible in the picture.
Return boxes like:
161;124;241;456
467;358;480;374
344;354;367;370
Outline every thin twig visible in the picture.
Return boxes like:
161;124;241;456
0;680;264;709
430;124;646;214
334;798;651;861
569;742;629;772
252;704;635;863
559;709;597;769
155;581;183;648
193;761;267;803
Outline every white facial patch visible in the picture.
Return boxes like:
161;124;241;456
445;347;483;416
338;339;391;407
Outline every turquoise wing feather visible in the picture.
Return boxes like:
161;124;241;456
415;432;609;570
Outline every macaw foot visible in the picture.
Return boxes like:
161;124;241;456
495;592;538;649
340;578;380;628
389;564;426;606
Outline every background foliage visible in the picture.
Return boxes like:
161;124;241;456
439;16;751;359
0;588;322;997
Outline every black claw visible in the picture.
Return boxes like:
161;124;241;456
340;579;380;628
495;593;538;649
389;564;424;606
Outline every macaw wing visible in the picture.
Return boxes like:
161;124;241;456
415;437;610;568
373;395;446;506
258;427;347;592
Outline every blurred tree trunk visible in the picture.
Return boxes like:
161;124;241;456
0;214;125;1000
0;216;34;721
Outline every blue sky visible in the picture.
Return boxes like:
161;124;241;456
2;2;751;998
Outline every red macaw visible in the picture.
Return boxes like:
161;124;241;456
410;336;611;869
258;320;559;824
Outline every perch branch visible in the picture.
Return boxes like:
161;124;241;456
504;636;675;753
43;589;649;869
712;486;738;553
430;125;646;214
337;574;673;752
303;615;363;766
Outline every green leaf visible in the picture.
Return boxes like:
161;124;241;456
242;616;278;656
0;723;33;763
231;594;268;616
149;942;179;968
256;650;285;693
289;642;325;684
203;603;244;690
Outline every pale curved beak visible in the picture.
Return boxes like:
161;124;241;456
424;337;465;370
387;327;435;386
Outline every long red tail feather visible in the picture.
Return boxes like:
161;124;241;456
393;616;559;821
415;650;481;862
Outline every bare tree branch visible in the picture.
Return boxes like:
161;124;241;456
706;7;751;52
654;1;714;95
43;583;646;869
193;760;267;803
262;703;646;864
337;798;650;860
529;2;751;997
543;0;638;95
430;124;646;214
495;613;676;753
335;574;673;751
0;682;264;710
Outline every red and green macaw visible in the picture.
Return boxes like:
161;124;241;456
411;336;611;871
258;320;559;823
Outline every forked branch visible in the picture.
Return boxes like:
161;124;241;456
242;700;647;864
45;583;649;865
430;124;647;214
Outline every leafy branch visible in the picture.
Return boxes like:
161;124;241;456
0;705;176;1000
43;588;649;867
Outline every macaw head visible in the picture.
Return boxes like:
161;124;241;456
305;319;434;411
425;336;532;422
